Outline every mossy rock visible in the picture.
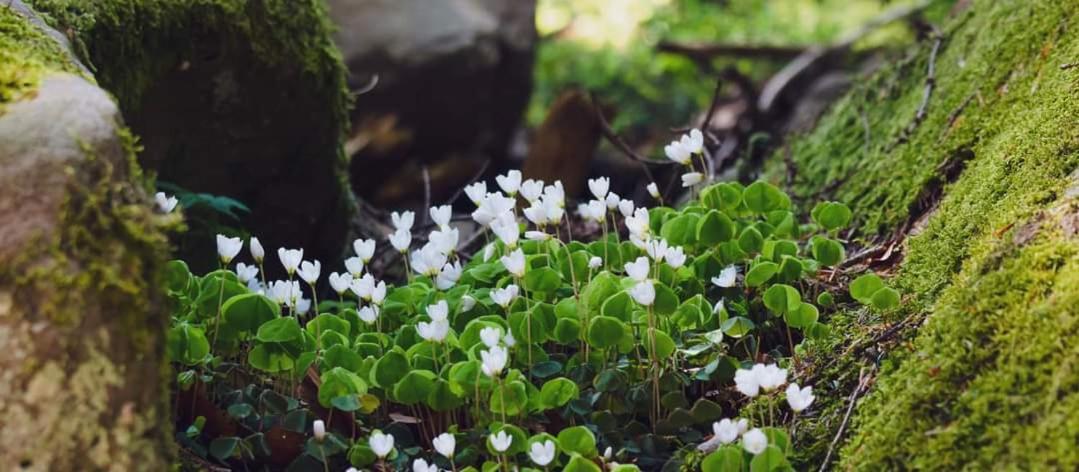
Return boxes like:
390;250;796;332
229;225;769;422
25;0;355;272
0;4;172;469
758;0;1079;469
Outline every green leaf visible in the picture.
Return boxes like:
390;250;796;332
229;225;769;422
849;273;885;304
490;380;529;416
586;316;625;349
644;328;676;359
653;283;679;315
209;436;241;461
426;379;465;411
256;317;302;343
745;262;779;287
164;259;193;293
222;293;279;334
307;313;351;340
393;370;437;405
785;302;819;329
721;316;755;338
660;213;700;246
553;317;582;344
582;272;620;315
738;226;764;254
763;284;801;315
696;210;736;245
321;344;362;372
870;287;901;310
532;360;563;378
811;236;845;267
227;403;253;419
319;367;367;408
600;291;633;322
539;377;580;409
749;445;788;472
817;291;835;307
564;453;602;472
557;426;597;457
813;201;852;231
523;267;562;293
702;446;744;472
743;181;786;213
371;349;410;388
166;324;210;366
594;368;627;392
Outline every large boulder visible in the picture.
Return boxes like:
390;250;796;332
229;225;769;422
0;4;172;469
752;0;1079;469
328;0;537;207
26;0;355;272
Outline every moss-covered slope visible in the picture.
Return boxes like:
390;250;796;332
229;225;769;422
761;0;1079;468
25;0;355;270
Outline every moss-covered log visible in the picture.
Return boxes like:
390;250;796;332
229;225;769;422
755;0;1079;468
25;0;355;272
0;4;173;470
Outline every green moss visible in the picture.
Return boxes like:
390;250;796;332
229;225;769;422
0;5;84;105
757;0;1079;468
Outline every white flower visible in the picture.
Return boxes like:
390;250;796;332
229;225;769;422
624;256;650;282
529;439;557;467
603;447;613;460
503;330;516;347
412;458;436;472
496;170;523;195
525;230;549;241
155;192;178;213
712;265;738;288
544;181;566;207
647;182;660;199
389;229;412;252
681;172;703;187
353;238;376;262
460;295;477;312
369;430;394;458
618;199;635;218
588;177;610;200
491;284;519;308
433;432;456;458
344;256;364;277
268;280;301;307
436;261;463;290
417;319;449;343
298;260;320;284
481;345;509;378
500;249;526;278
427;300;449;322
664;140;691;165
371;280;387;305
625;208;650;238
588;256;603;269
430;205;452;229
646;239;669;263
480;326;502;348
734;366;761;398
482;243;496;262
346;468;359;472
523;202;548;226
429;227;460;255
411;243;448;277
296;297;311;315
247;278;264;293
465;181;488;206
543;198;564;224
630;280;656;306
582;200;606;223
713;418;742;444
235;263;259;283
520;179;544;202
249;236;265;262
682;128;704;154
629;233;649;251
216;235;242;264
742;428;767;455
605;191;621;210
328;272;350;294
666;246;687;269
492;219;519;249
313;419;326;441
358;305;379;324
278;247;303;275
351;274;375;300
786;383;815;412
391;211;415;232
489;430;513;453
757;363;788;391
473;192;515;226
713;299;726;315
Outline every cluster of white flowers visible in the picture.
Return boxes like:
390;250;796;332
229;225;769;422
416;300;450;343
732;362;814;411
663;128;709;189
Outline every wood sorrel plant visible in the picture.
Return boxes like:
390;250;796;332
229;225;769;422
163;136;881;471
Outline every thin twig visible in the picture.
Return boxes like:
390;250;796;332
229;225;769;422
1060;62;1078;71
893;32;943;148
819;366;875;472
421;166;431;226
589;93;675;184
445;158;491;206
657;41;806;61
